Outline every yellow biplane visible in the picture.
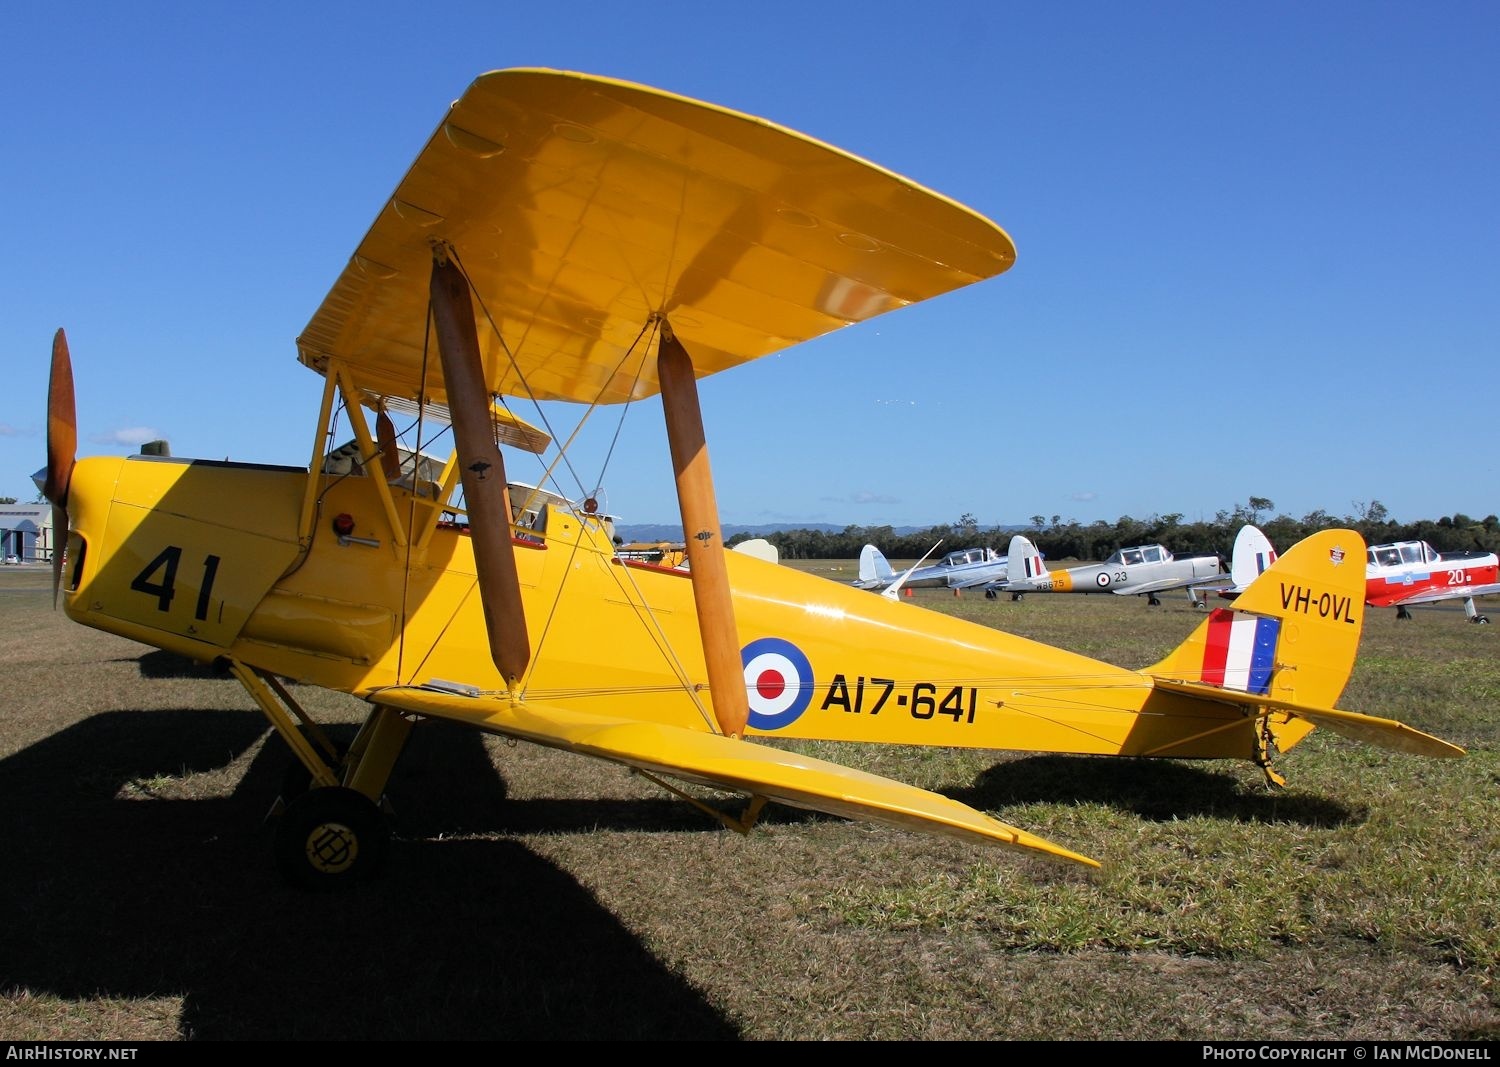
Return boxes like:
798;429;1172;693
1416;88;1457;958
39;69;1462;887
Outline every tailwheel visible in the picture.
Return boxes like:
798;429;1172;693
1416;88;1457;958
274;786;389;890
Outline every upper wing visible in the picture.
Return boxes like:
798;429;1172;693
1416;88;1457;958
297;68;1017;408
368;684;1098;868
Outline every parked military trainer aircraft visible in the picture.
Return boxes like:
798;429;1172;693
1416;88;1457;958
1365;540;1498;622
989;535;1225;605
854;543;1006;595
38;69;1462;889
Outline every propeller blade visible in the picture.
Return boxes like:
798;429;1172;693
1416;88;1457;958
45;328;77;506
375;405;402;482
50;504;69;610
44;329;79;610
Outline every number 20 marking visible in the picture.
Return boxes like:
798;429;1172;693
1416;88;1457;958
130;546;221;621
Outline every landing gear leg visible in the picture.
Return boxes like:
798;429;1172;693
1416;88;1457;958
1397;605;1412;620
1254;719;1286;789
1463;597;1490;624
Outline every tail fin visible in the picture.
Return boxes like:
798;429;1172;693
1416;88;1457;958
1005;534;1048;589
1228;524;1278;593
733;538;780;564
857;544;895;587
1148;528;1364;710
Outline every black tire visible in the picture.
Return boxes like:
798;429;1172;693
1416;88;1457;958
274;786;388;890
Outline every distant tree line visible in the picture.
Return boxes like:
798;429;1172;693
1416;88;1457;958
729;499;1500;563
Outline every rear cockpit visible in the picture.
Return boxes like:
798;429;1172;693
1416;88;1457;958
1105;544;1170;566
320;438;603;539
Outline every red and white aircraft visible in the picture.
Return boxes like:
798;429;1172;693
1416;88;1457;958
1366;540;1500;623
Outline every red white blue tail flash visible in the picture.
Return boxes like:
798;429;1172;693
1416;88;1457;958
1200;609;1280;694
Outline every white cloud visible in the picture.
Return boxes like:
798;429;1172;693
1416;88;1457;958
91;427;162;448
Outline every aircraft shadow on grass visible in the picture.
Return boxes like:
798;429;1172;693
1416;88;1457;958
955;754;1365;829
0;669;1368;1038
0;707;740;1039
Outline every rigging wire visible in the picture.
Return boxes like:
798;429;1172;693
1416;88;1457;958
446;258;715;727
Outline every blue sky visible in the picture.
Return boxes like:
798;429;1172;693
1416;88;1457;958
3;2;1496;529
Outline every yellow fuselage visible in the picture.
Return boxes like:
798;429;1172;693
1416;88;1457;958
59;454;1302;762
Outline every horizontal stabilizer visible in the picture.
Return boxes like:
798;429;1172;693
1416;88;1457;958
368;684;1099;868
1148;677;1465;759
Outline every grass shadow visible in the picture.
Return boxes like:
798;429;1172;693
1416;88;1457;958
956;754;1365;829
0;709;739;1039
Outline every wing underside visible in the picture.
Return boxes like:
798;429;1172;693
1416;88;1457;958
296;68;1017;409
368;684;1099;868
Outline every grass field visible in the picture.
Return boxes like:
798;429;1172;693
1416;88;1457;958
1;561;1495;1041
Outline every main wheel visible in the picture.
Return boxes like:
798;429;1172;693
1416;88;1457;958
274;786;388;890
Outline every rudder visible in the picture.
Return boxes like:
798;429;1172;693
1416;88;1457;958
1147;529;1366;710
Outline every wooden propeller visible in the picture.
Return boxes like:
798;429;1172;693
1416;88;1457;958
43;329;77;607
375;405;403;482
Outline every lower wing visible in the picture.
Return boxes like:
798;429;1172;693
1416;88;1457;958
1113;573;1221;597
367;684;1100;868
1371;581;1500;608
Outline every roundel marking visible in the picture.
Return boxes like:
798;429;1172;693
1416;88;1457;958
1096;572;1111;588
741;637;815;731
